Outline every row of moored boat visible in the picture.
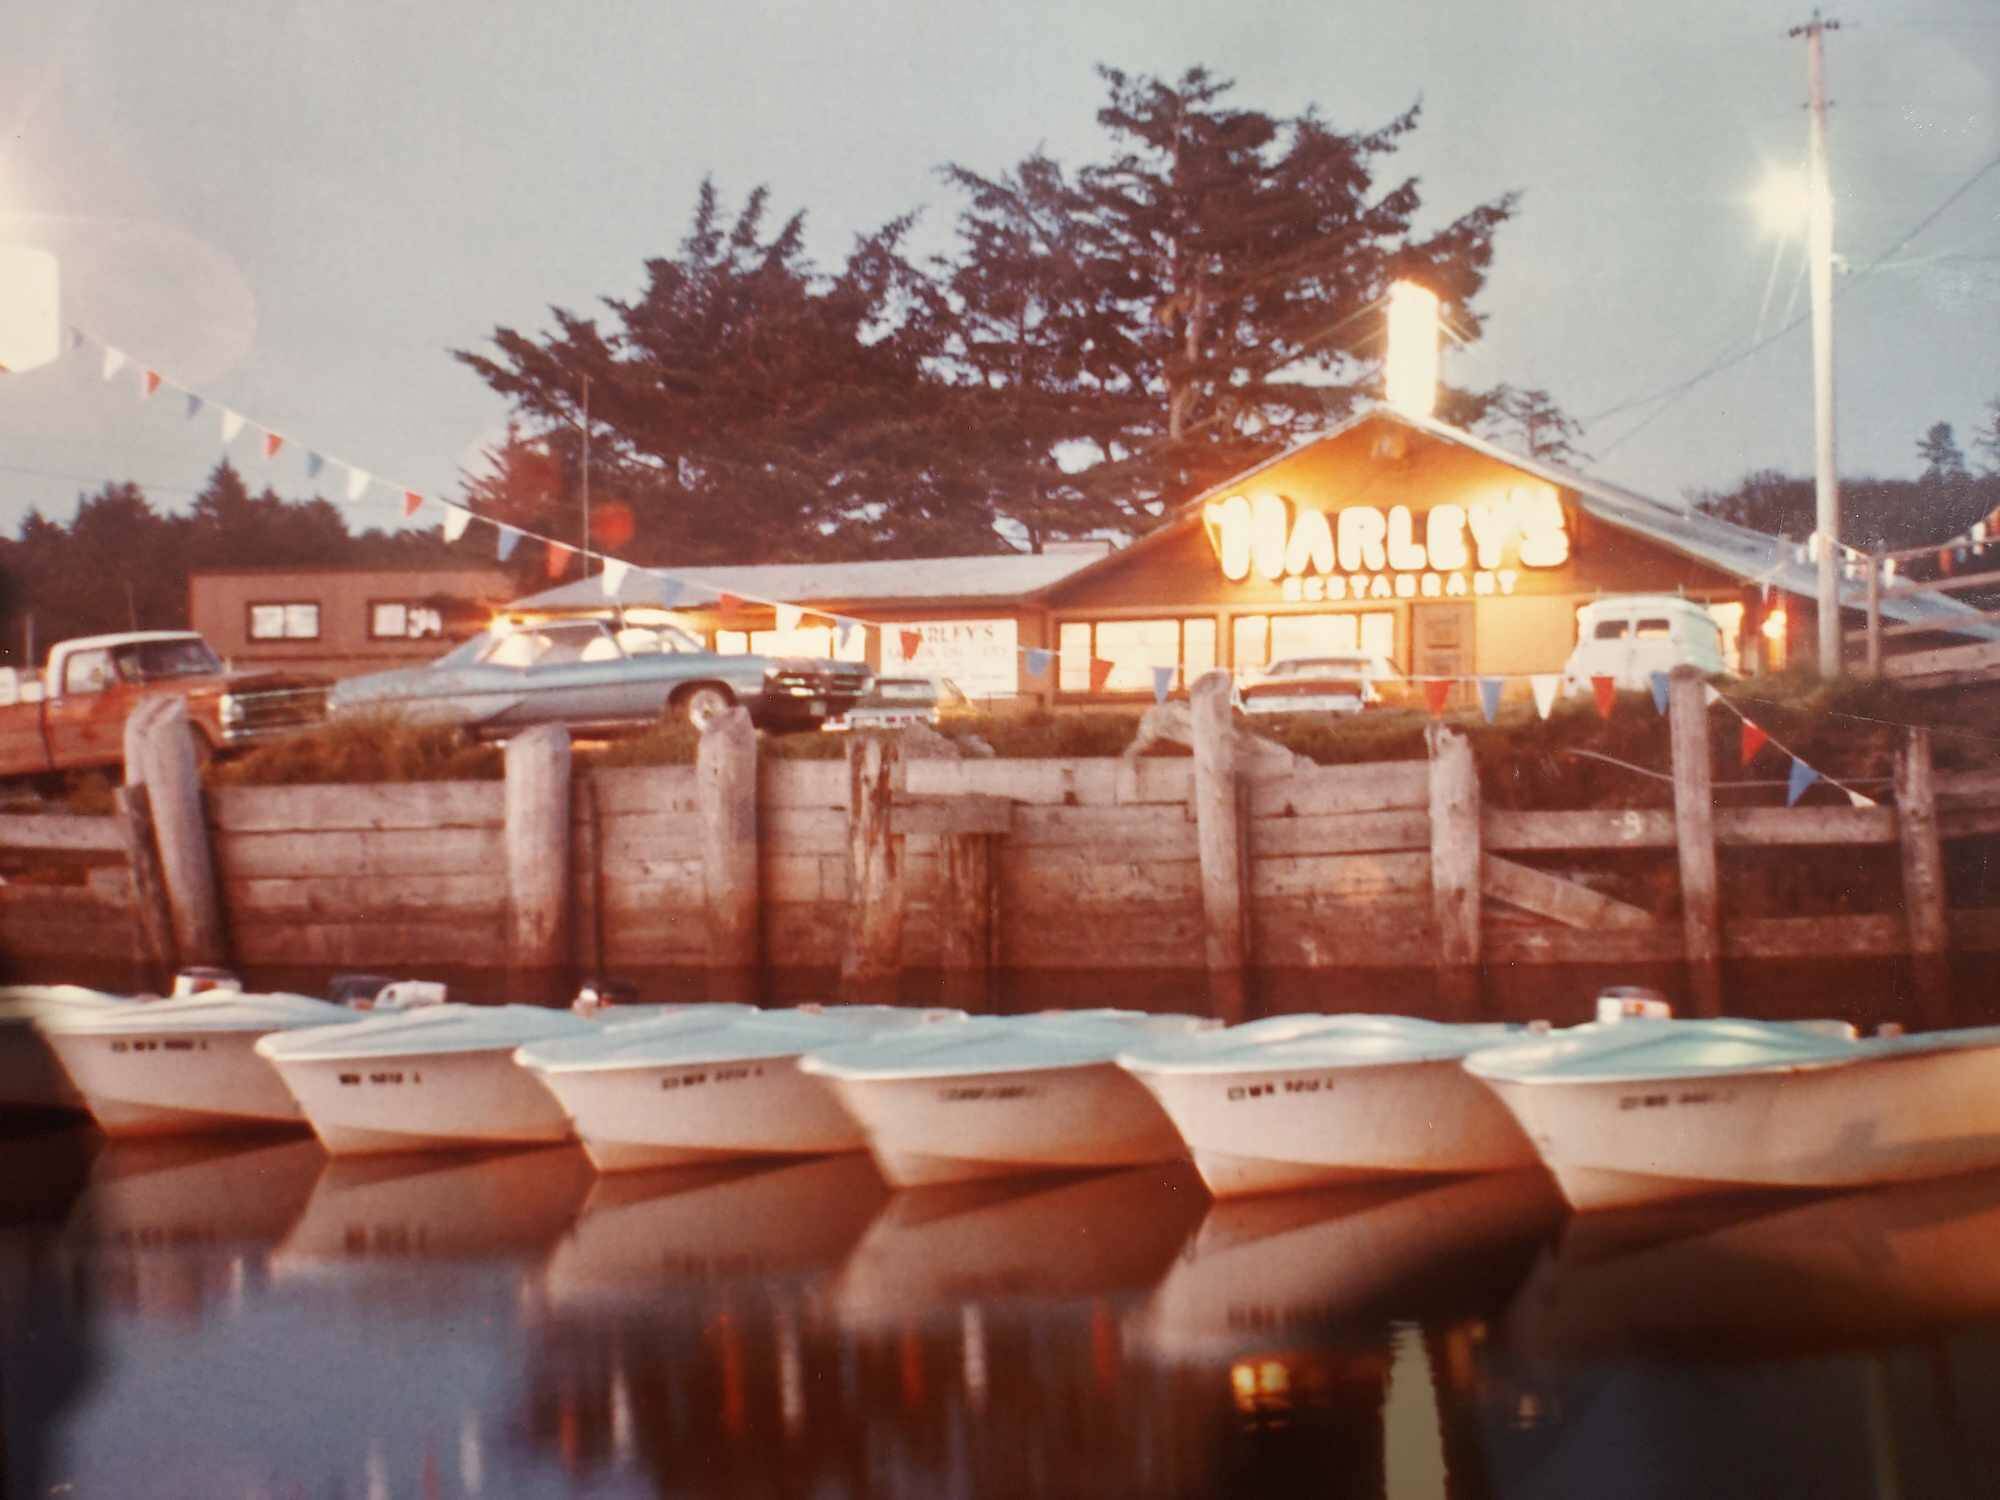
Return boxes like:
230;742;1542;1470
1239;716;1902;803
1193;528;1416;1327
5;978;1998;1213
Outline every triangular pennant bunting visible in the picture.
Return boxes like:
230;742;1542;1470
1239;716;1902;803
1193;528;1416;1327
442;504;472;542
1476;677;1502;724
1785;758;1820;807
601;558;630;596
774;603;803;632
220;410;246;444
1089;657;1114;693
1422;678;1451;717
141;370;162;399
67;326;84;352
345;468;370;501
1703;683;1722;707
899;629;923;662
1151;665;1175;704
716;592;744;612
1530;674;1560;720
1590;675;1617;720
1024;648;1051;678
1847;788;1876;809
545;540;575;579
402;490;424;519
184;393;204;421
1740;720;1769;766
101;348;127;381
836;620;856;651
1649;672;1670;716
305;452;325;480
496;526;521;562
261;430;284;460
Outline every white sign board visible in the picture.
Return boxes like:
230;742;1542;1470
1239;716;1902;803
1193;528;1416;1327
882;618;1019;698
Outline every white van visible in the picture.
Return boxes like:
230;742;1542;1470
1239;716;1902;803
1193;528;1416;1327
1562;595;1729;695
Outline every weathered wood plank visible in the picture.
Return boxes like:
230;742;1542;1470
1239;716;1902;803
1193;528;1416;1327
1116;758;1194;806
998;853;1202;905
1942;807;2000;841
1484;809;1675;851
585;765;700;818
1250;851;1431;900
1947;908;2000;953
762;902;849;967
760;805;848;856
996;903;1207;969
841;733;906;1002
217;826;504;880
1485;926;1685;965
1718;806;1900;847
1252;810;1431;857
597;869;706;910
1253;900;1435;969
698;709;760;1002
1006;805;1199;858
1669;668;1721;1016
1937;770;2000;809
763;759;848;810
927;759;1122;807
231;919;507;968
1482;854;1659;931
226;874;506;919
0;904;138;959
1429;729;1482;995
890;794;1013;837
209;781;503;833
0;814;126;855
1723;914;1906;961
589;813;704;868
1248;761;1429;819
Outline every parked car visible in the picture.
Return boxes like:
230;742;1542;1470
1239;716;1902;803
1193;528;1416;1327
831;674;973;730
328;617;871;735
1238;653;1400;717
1561;595;1729;696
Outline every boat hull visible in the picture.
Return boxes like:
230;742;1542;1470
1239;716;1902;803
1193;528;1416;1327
1483;1045;2000;1211
44;1028;306;1137
271;1047;574;1156
1129;1056;1539;1198
531;1057;866;1173
0;1019;89;1112
821;1060;1188;1188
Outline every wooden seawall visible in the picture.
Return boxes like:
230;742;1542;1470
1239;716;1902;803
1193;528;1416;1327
6;677;1998;1022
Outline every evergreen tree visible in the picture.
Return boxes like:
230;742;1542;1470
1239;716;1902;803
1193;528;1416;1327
1917;422;1969;483
1475;385;1589;465
1975;397;2000;476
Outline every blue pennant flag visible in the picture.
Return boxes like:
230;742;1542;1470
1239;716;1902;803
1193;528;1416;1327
496;526;521;562
1476;677;1502;724
1025;648;1052;678
1649;672;1670;715
835;618;854;650
184;393;205;422
305;452;325;480
1151;665;1175;703
67;326;84;352
1786;758;1821;807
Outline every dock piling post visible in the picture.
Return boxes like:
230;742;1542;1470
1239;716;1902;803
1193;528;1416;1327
1427;724;1481;1014
698;706;762;1004
841;731;906;1004
131;696;228;969
1190;669;1249;1024
1894;726;1952;1026
504;724;572;989
1668;667;1723;1017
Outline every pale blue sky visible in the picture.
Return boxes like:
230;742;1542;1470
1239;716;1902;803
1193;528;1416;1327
2;0;1995;546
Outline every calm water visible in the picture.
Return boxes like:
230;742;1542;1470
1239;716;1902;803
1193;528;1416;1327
4;1127;2000;1499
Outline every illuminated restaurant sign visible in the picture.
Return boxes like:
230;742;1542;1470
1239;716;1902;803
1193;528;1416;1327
1201;487;1570;602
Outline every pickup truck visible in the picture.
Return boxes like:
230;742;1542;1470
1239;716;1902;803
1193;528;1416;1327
0;630;329;781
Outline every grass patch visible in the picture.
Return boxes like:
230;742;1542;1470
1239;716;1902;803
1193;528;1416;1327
210;713;503;785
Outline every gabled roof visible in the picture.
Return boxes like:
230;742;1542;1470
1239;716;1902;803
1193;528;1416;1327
510;550;1096;614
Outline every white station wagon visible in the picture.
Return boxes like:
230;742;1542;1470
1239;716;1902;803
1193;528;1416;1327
1562;595;1730;695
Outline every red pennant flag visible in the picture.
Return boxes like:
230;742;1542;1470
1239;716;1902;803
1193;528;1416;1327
402;490;424;518
1089;657;1114;693
1740;719;1769;766
545;540;576;579
716;592;744;612
900;629;923;662
262;430;284;459
1590;675;1617;720
1940;548;1955;575
141;370;162;399
1422;678;1451;717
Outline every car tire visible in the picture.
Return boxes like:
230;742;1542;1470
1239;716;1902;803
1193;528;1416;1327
676;684;735;732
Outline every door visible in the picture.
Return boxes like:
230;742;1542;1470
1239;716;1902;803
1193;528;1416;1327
1412;604;1475;708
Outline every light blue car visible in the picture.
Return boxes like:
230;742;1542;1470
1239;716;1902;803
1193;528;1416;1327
329;617;872;735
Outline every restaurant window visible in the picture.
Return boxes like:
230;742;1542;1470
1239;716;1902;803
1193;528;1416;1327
1057;617;1215;693
1235;611;1395;671
248;602;320;641
369;601;445;640
715;626;866;662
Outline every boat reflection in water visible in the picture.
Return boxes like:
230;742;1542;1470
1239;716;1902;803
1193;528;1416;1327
1473;1168;2000;1497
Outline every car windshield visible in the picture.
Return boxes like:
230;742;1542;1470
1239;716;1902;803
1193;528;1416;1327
1265;656;1379;678
117;638;223;680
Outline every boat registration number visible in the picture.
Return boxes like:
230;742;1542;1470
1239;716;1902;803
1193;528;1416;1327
1227;1075;1330;1103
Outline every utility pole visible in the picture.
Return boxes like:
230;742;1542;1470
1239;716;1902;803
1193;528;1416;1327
579;374;593;578
1790;9;1842;677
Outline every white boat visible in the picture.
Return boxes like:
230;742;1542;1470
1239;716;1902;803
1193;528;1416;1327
1117;1013;1549;1198
1464;1016;2000;1212
0;985;134;1113
516;1005;960;1172
38;989;376;1137
256;1001;724;1157
798;1009;1218;1188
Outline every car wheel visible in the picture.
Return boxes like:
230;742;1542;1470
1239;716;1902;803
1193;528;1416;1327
677;684;734;732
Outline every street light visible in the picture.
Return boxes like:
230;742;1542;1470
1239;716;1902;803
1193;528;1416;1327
0;247;60;374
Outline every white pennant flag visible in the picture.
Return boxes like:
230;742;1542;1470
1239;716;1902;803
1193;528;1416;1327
345;468;370;502
1529;673;1560;720
774;602;802;632
601;558;629;597
220;409;246;445
441;504;473;542
101;348;127;381
1847;788;1876;808
1703;683;1722;707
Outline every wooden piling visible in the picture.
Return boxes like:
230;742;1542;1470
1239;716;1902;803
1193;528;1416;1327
1189;669;1248;1024
113;782;176;977
504;724;571;984
1895;726;1952;1026
841;732;906;1004
698;706;762;1004
1668;667;1722;1016
130;696;228;969
1426;724;1481;1013
938;831;997;1012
